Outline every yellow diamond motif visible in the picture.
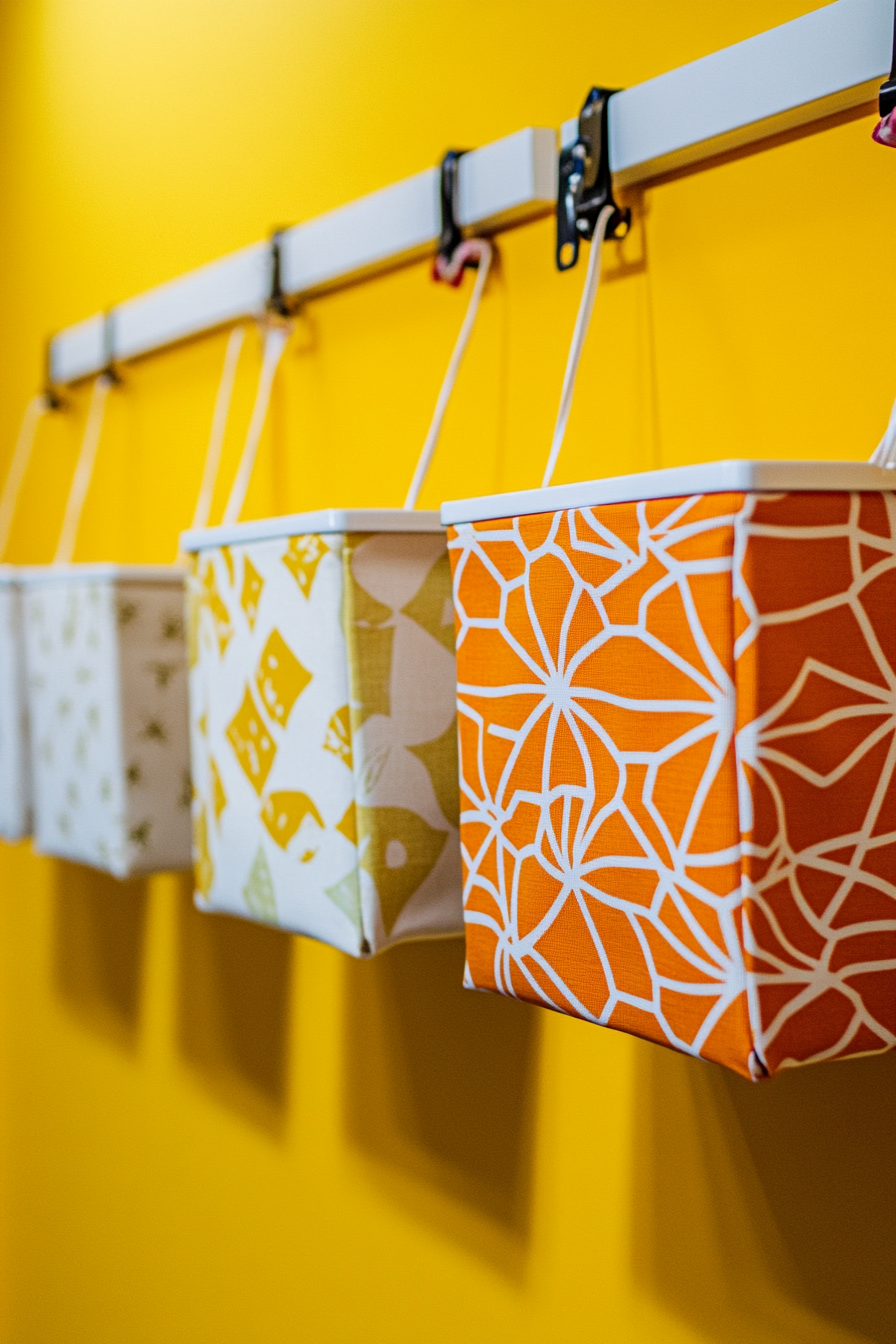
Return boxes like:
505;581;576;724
240;555;264;629
194;805;214;900
336;801;357;846
282;534;327;598
260;790;324;852
255;629;311;728
210;756;227;822
226;685;277;795
323;705;352;768
201;558;234;657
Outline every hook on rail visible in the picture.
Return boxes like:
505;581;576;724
872;3;896;146
100;310;122;386
42;335;66;411
267;230;294;318
432;150;490;287
556;87;630;271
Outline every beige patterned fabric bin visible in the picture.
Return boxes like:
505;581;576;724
22;565;192;877
181;510;463;955
0;567;31;840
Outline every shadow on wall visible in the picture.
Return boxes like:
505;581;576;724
633;1043;896;1344
177;877;292;1138
52;859;148;1051
343;937;539;1281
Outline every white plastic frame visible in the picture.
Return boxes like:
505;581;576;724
49;0;892;386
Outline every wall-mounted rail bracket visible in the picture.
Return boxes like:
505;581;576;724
267;230;293;317
879;0;896;111
556;87;631;272
437;150;468;269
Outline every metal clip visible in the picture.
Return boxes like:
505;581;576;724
556;87;630;272
43;336;65;410
267;230;292;317
878;5;896;118
435;150;473;283
102;310;122;384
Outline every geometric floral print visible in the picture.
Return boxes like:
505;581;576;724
22;570;193;877
0;570;31;841
447;490;896;1078
186;524;463;956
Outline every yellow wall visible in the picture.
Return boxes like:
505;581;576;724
0;2;894;1341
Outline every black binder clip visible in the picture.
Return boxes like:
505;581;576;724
872;6;896;144
435;150;477;285
43;336;65;410
556;87;630;272
879;10;896;119
881;70;896;119
101;310;122;384
267;230;292;317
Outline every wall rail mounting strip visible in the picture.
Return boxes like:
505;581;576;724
49;0;893;386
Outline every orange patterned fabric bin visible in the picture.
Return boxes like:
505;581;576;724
442;463;896;1079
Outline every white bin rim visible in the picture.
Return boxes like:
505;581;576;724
16;563;187;585
180;508;444;553
440;460;896;526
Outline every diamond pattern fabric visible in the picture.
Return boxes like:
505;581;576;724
447;491;896;1078
187;528;463;955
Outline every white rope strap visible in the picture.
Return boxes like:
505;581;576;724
54;374;112;565
223;322;291;525
542;203;615;489
0;394;49;559
191;325;247;531
870;393;896;468
404;238;493;510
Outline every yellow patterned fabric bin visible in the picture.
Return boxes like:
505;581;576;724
181;510;463;955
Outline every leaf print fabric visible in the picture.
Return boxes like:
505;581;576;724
186;524;463;955
448;491;896;1078
23;572;193;877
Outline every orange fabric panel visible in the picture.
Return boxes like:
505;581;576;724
449;491;896;1079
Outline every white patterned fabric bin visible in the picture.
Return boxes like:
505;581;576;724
0;567;31;840
181;510;463;956
21;565;192;877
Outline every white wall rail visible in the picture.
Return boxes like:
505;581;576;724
49;0;893;386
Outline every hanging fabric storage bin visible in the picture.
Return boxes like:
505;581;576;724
22;563;192;875
444;465;896;1079
441;197;896;1078
180;209;492;953
0;395;51;841
20;323;249;878
182;511;460;954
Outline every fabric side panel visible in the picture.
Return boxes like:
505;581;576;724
115;579;192;875
192;535;361;952
736;491;896;1074
450;495;754;1076
343;531;463;954
24;577;127;872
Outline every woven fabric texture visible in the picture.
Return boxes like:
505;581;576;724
448;491;896;1078
25;576;192;877
187;530;462;954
